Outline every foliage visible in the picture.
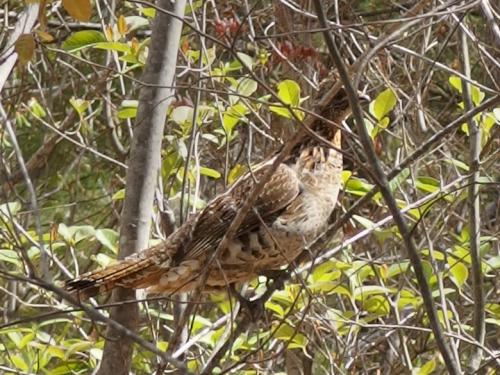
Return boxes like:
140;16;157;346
0;1;498;374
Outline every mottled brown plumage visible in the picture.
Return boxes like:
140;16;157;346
65;89;357;299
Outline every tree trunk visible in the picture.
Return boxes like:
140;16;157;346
96;1;186;374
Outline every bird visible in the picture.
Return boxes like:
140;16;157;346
65;88;364;299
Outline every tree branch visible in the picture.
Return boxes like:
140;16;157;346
459;18;486;374
96;1;186;374
312;1;462;373
0;270;188;372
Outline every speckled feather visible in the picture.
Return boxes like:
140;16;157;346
65;90;351;299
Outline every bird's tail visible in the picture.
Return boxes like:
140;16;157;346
65;257;159;300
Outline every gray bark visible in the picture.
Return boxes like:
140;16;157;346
96;1;187;374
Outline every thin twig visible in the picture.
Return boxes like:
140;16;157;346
312;1;461;373
0;104;47;279
0;270;188;372
459;18;485;374
479;0;500;47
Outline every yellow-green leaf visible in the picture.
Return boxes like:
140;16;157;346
93;42;131;53
222;102;248;133
276;79;300;106
412;359;436;375
11;355;28;371
228;164;247;185
95;229;119;253
449;75;462;93
62;30;106;51
370;88;397;121
236;77;258;98
200;167;221;179
448;259;468;288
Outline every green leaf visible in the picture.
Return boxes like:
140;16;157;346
270;80;304;120
270;289;295;306
140;7;155;18
0;202;21;218
389;168;410;192
449;75;484;106
486;255;500;270
0;250;21;265
311;260;340;282
171;106;193;125
387;261;410;278
93;42;131;53
222;102;249;133
485;318;500;327
308;261;344;293
117;107;137;119
370;88;397;121
118;100;138;119
378;116;390;128
421;248;445;260
228;164;247;185
74;226;96;243
276;79;301;106
398;289;420;309
236;77;258;98
421;260;435;285
471;86;485;106
353;285;393;299
363;295;390;315
90;347;103;360
444;158;469;171
448;259;468;288
199;167;221;179
341;170;352;185
69;97;90;116
28;98;47;118
18;332;35;349
415;176;440;194
449;75;462;93
62;30;106;51
345;177;374;197
112;189;125;201
236;52;254;71
353;215;377;230
274;323;308;350
265;300;285;318
413;359;436;375
364;118;375;138
7;331;22;348
95;229;119;253
58;224;95;244
10;355;28;371
269;104;294;119
124;16;149;32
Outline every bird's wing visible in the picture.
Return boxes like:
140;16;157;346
64;160;300;298
178;160;301;261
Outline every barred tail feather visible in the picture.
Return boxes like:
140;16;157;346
65;258;158;300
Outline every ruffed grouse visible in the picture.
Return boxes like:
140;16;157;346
66;89;360;299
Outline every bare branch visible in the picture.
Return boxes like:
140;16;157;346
96;1;187;374
459;17;486;374
313;1;462;373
